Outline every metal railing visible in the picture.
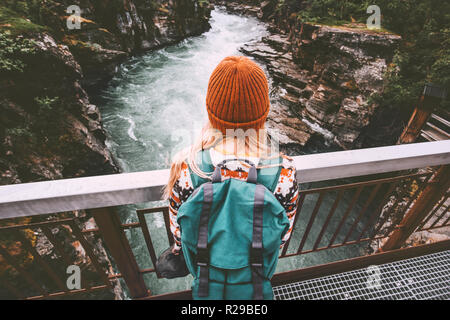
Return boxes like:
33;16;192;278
0;140;449;299
279;171;435;257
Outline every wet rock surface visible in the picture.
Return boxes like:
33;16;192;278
0;33;119;185
1;0;212;184
217;0;402;152
0;1;213;299
240;35;321;155
29;0;213;88
0;31;124;298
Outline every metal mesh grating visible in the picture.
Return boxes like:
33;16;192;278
273;250;450;300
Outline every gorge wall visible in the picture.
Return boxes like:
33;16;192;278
0;0;212;299
215;0;402;152
1;0;212;185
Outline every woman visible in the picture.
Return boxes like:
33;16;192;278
164;56;298;256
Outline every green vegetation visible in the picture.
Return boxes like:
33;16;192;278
1;0;58;28
0;5;46;34
4;126;33;139
34;96;59;113
278;0;450;111
297;0;372;26
370;0;450;111
197;0;210;8
0;31;36;72
33;96;61;137
3;96;62;142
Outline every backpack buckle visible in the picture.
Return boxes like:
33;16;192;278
196;247;209;266
250;247;263;268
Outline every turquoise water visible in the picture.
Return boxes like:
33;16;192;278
96;9;270;173
96;9;368;297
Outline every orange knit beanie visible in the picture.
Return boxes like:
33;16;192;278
206;56;270;133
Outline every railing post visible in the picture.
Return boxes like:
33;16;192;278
397;83;446;144
90;207;150;299
380;165;450;252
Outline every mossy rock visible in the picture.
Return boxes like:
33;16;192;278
0;6;46;35
0;31;37;73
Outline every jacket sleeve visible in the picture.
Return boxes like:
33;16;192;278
168;162;194;253
273;164;299;249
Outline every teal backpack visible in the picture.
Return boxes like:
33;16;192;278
177;150;290;300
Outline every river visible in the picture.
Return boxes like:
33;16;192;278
95;8;368;297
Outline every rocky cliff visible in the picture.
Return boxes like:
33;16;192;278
1;0;211;183
0;0;212;299
216;0;402;152
0;32;119;185
60;0;212;87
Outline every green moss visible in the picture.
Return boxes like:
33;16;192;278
32;96;62;139
296;0;370;24
2;0;58;26
64;37;105;55
308;20;396;35
35;96;59;111
4;126;33;139
0;5;46;35
197;0;210;8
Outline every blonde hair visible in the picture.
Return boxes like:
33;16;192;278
163;121;289;199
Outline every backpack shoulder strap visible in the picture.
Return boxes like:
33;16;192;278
256;156;284;193
251;183;265;300
196;182;213;297
188;149;214;189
